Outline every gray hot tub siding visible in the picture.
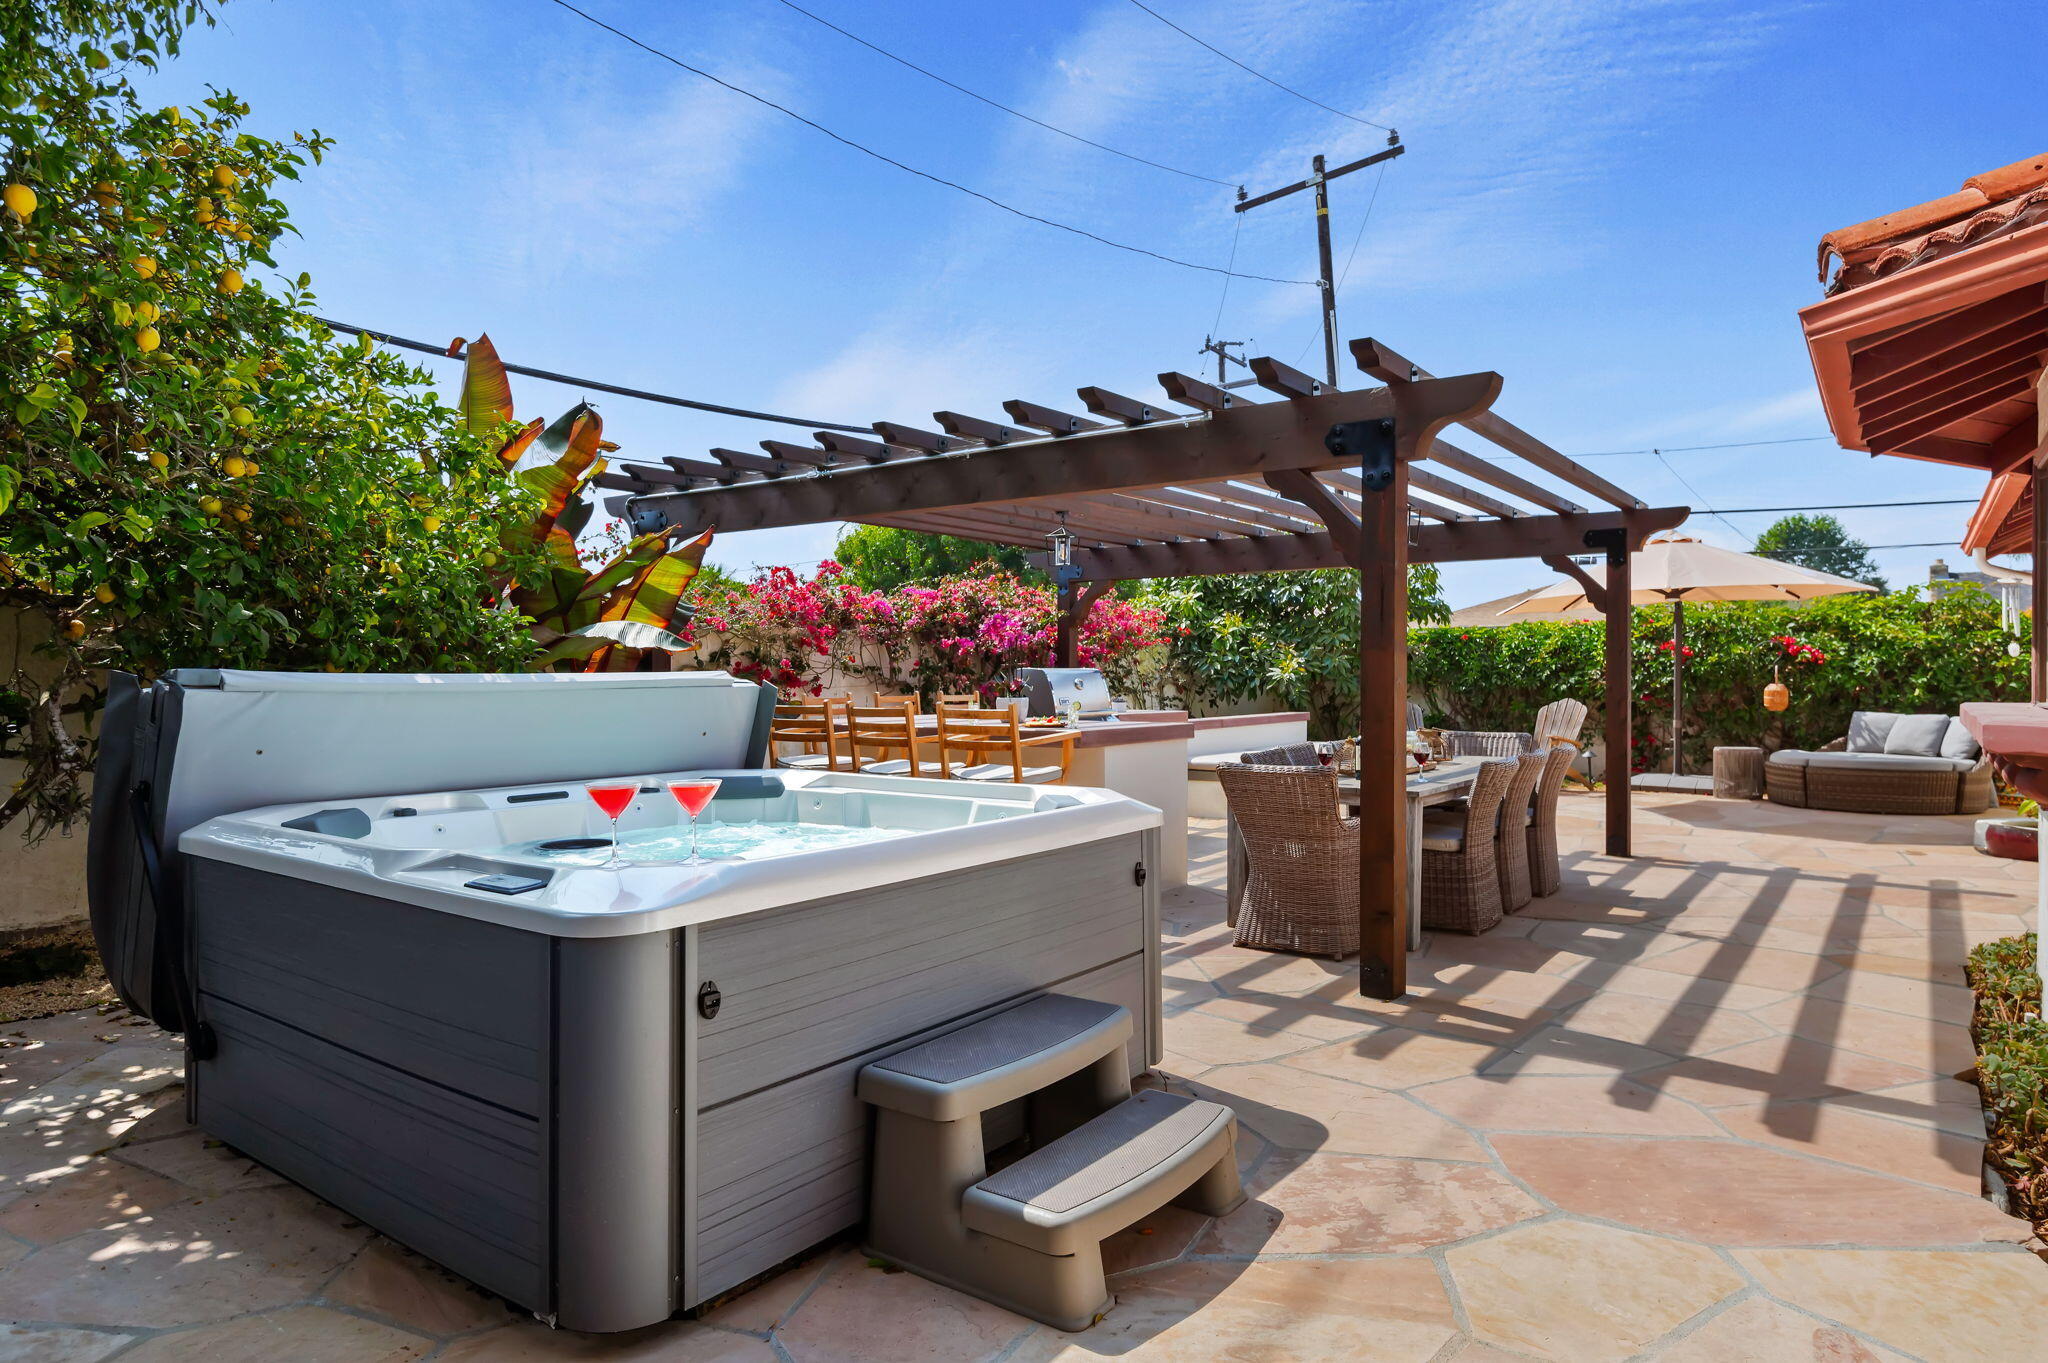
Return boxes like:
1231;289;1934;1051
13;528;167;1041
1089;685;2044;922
184;826;1161;1329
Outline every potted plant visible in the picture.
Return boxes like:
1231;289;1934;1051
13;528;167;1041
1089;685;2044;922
1977;799;2039;862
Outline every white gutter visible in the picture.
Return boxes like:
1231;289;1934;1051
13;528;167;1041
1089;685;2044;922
1973;549;2033;584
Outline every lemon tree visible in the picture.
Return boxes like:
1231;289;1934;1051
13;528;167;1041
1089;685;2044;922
1;1;546;838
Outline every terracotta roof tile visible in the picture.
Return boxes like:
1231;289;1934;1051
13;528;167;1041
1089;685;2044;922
1819;153;2048;293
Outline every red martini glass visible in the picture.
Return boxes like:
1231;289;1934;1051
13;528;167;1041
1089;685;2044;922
667;778;722;865
584;780;639;869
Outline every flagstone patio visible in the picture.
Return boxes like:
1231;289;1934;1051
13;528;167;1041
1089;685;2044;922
1;791;2043;1361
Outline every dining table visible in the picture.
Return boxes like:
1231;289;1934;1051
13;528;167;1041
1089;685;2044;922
1224;754;1488;951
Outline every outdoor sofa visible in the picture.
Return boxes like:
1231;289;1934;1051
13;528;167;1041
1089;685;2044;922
1765;711;1994;815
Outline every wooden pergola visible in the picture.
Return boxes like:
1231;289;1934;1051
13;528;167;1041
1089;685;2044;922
606;336;1686;998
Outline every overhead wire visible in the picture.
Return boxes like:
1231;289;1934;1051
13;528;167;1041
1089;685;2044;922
769;0;1234;188
317;317;873;434
543;0;1313;285
1654;448;1752;547
1123;0;1395;132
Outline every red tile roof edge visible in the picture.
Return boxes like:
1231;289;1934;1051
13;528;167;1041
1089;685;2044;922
1820;153;2048;291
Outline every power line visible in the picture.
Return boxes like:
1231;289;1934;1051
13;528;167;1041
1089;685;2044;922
318;317;872;434
769;0;1234;188
1699;498;1979;514
1124;0;1395;132
544;0;1312;285
1655;448;1751;547
1770;542;1957;553
1570;435;1837;458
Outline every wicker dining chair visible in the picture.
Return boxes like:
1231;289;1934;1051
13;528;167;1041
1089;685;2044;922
1525;742;1577;898
1417;758;1515;934
1445;729;1536;758
1215;763;1357;958
1239;742;1322;767
1494;752;1547;913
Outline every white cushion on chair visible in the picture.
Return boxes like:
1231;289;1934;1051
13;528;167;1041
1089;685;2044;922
860;758;959;777
956;763;1064;784
777;753;836;770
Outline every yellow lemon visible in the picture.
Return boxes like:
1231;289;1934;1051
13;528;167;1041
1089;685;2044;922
233;506;251;523
166;138;192;157
2;183;35;219
244;460;259;475
134;301;159;325
134;325;160;352
92;181;120;208
217;268;243;295
480;551;499;568
95;584;116;604
148;450;169;469
222;455;248;478
211;165;238;188
229;405;254;427
421;516;442;533
64;618;87;640
131;254;157;278
193;195;216;225
199;494;223;515
231;223;252;242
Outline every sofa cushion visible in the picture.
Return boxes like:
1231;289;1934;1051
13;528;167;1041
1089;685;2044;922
1805;752;1973;774
1882;714;1951;757
1846;711;1901;753
1767;749;1817;768
1939;717;1982;762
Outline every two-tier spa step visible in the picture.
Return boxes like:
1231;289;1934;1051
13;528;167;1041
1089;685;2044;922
858;994;1242;1331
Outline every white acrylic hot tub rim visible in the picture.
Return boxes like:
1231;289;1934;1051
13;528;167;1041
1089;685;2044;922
179;769;1161;938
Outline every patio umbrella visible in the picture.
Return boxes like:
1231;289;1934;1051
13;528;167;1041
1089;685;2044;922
1499;536;1876;777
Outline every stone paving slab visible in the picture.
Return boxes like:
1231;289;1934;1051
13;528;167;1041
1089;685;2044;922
0;792;2041;1360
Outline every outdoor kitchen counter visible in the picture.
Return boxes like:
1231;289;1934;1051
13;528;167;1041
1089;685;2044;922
1959;700;2046;990
1059;721;1192;888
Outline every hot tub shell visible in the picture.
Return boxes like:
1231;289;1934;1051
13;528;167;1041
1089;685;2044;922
88;670;1163;1331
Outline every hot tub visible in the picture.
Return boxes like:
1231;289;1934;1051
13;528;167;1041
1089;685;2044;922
87;670;1163;1331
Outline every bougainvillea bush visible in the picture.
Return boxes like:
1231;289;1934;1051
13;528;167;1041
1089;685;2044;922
1408;586;2025;773
689;563;1166;699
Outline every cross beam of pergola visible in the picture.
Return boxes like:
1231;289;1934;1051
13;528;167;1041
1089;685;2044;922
607;336;1687;999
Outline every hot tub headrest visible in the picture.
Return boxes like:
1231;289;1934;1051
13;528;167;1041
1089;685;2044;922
684;770;786;801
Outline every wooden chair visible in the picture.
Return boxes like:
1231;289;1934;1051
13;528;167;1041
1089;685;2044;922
936;692;978;709
1533;698;1592;790
934;705;1073;784
1417;758;1515;934
1216;764;1356;958
845;701;950;778
1525;743;1577;898
876;693;921;709
770;696;848;772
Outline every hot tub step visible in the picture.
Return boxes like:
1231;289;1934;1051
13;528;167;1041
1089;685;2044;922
860;995;1241;1331
858;993;1132;1122
965;1089;1240;1257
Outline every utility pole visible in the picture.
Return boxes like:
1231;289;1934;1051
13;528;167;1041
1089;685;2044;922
1198;335;1248;386
1235;134;1404;388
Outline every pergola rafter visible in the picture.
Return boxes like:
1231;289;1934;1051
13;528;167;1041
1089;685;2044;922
608;336;1687;1000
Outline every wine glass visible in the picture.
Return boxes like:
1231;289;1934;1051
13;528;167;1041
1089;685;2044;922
584;780;639;869
667;778;723;865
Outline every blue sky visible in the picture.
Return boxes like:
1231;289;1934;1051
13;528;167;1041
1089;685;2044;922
135;0;2033;607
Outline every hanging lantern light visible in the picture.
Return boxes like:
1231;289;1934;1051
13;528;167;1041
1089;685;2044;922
1047;511;1075;573
1763;664;1790;713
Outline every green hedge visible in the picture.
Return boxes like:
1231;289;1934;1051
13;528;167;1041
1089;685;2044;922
1408;587;2025;773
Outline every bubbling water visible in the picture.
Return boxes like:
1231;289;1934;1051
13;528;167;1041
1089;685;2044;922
498;820;914;867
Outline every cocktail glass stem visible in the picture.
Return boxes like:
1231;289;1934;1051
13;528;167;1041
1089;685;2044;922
605;813;624;869
689;812;702;865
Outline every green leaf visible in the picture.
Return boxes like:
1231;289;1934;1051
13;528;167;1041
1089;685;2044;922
0;468;19;516
459;333;515;435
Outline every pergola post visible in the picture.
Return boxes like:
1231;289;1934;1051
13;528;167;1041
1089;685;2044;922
1055;581;1113;669
1599;533;1634;857
1355;450;1410;1001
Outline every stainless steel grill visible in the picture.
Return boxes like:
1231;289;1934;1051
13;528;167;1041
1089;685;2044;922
1016;668;1119;721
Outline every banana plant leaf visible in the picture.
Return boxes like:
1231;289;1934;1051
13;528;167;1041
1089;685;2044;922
536;619;693;668
584;527;714;670
459;334;515;435
493;416;544;464
506;404;605;553
510;524;671;635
